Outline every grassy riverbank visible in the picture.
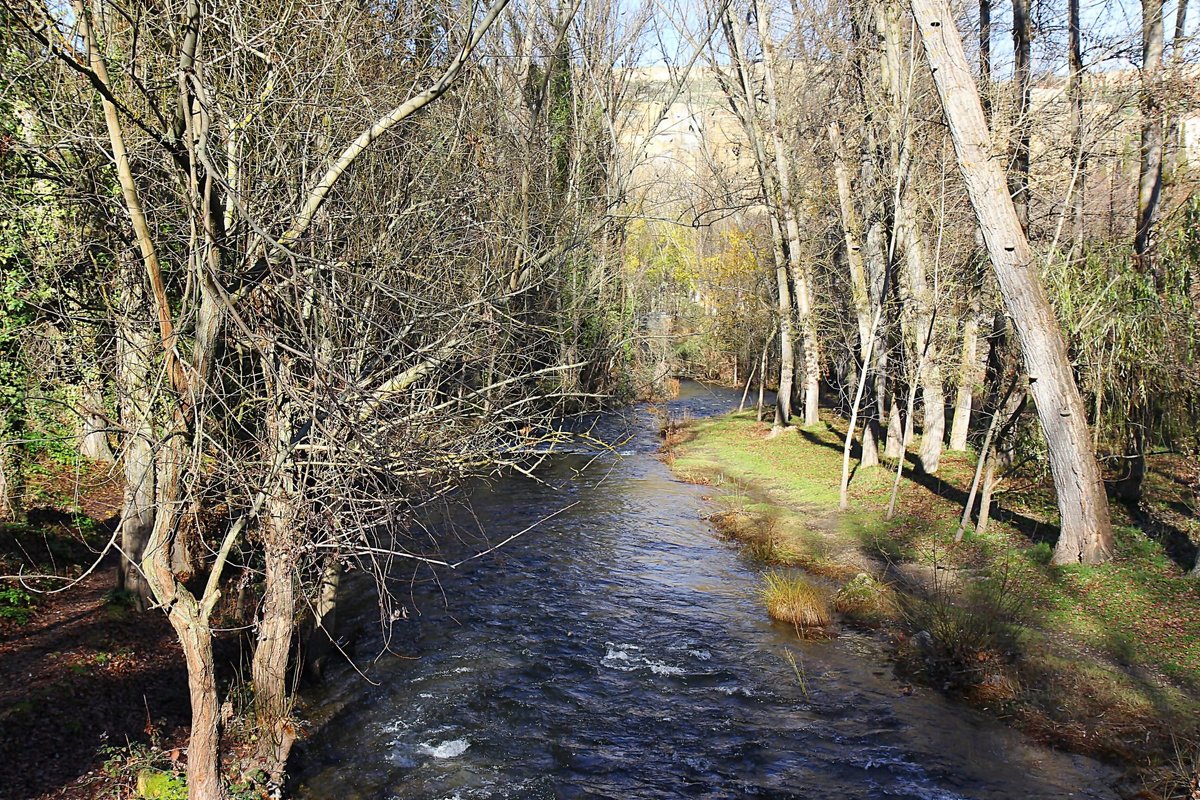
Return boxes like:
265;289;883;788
664;411;1200;797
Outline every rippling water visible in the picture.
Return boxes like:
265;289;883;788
292;381;1117;799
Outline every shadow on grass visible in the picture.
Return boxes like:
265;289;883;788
796;425;1059;546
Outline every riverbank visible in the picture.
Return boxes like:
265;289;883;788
663;411;1200;798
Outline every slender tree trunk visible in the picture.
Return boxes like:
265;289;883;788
771;225;797;428
979;0;992;116
757;342;768;422
829;119;877;458
1135;0;1165;282
0;420;17;522
722;7;795;428
1163;0;1191;183
1011;0;1032;230
956;398;1000;540
142;435;224;800
948;310;983;450
875;0;944;470
1067;0;1086;251
841;305;887;509
252;512;297;779
885;396;904;459
175;603;222;800
910;0;1114;564
116;253;156;609
755;0;820;426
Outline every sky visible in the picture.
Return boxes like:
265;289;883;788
627;0;1198;76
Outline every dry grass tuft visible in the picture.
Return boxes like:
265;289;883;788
762;571;831;633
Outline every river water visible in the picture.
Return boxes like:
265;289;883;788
293;381;1118;799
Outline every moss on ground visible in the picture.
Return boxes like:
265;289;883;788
665;410;1200;789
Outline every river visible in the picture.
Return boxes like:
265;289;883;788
292;381;1118;799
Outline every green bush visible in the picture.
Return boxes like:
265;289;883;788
0;585;35;623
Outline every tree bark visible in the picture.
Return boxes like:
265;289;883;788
755;0;820;426
251;514;297;780
829;119;877;461
910;0;1114;564
1135;0;1165;281
80;378;115;463
1067;0;1086;251
0;420;17;522
116;253;156;609
1010;0;1032;230
142;434;224;800
978;0;992;116
948;309;983;451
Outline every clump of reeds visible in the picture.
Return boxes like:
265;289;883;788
761;571;830;634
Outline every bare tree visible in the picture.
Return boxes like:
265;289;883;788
909;0;1115;564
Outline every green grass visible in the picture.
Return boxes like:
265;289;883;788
665;410;1200;771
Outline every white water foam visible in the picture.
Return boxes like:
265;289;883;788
601;642;686;676
420;738;471;759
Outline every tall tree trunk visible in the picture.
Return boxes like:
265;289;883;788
116;252;156;609
252;510;297;780
175;601;223;800
1010;0;1032;230
910;0;1114;564
142;435;224;800
0;420;18;522
755;0;820;426
829;119;877;461
1067;0;1086;251
978;0;992;116
1163;0;1191;183
875;0;944;471
251;353;301;780
1135;0;1165;282
721;6;794;427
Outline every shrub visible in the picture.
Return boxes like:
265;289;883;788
0;584;35;624
833;572;894;624
902;564;1027;688
761;571;830;633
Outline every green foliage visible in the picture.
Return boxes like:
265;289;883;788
1046;226;1199;456
0;584;34;623
135;769;187;800
1025;541;1054;565
103;588;139;611
833;572;895;624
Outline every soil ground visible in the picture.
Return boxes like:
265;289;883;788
0;463;190;800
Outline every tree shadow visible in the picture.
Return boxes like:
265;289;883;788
796;425;1059;545
0;601;191;800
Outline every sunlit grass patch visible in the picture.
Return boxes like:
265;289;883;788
666;408;1200;781
761;571;831;634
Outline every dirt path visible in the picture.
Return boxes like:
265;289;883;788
0;559;190;800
